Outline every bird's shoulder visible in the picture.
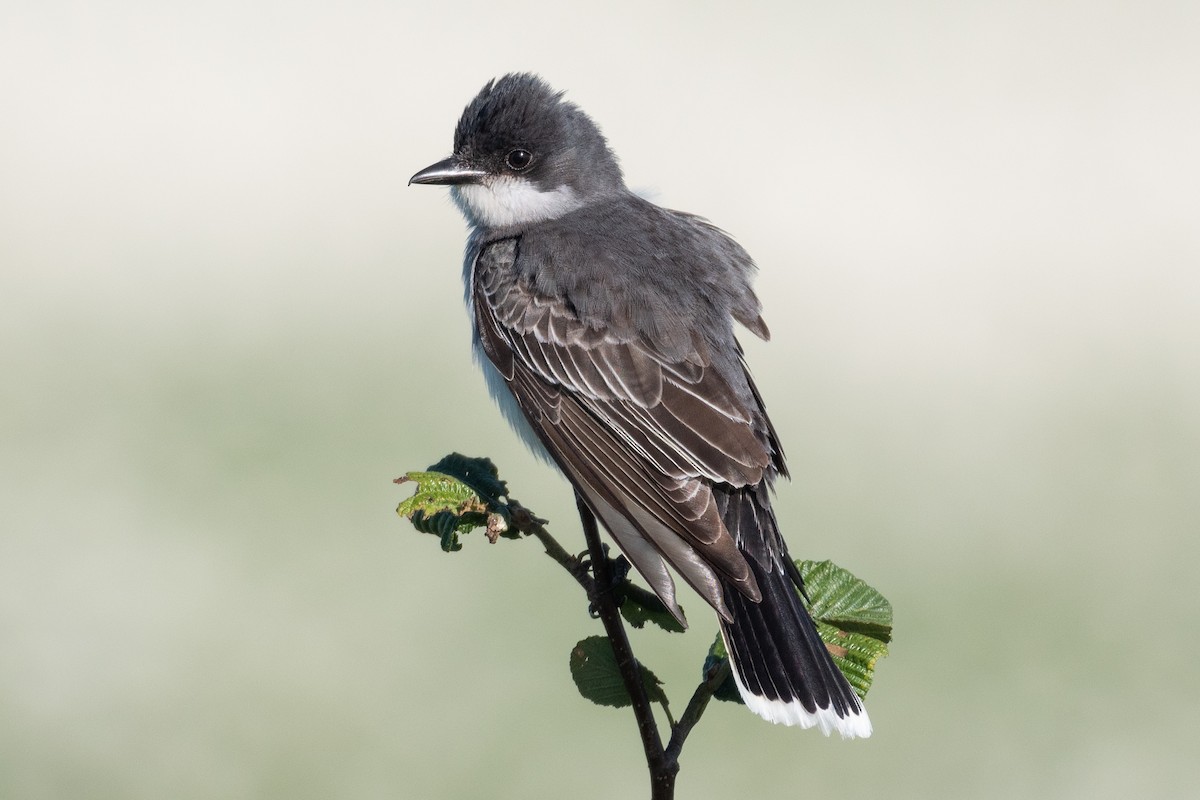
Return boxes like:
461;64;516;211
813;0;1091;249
473;194;769;351
468;198;788;482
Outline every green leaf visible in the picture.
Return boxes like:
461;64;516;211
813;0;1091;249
813;621;889;700
799;559;893;642
798;559;891;699
569;636;667;709
619;591;686;633
424;453;509;509
704;559;892;703
394;454;512;552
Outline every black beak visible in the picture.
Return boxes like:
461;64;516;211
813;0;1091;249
409;157;488;186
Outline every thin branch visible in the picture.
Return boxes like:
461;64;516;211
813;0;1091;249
666;659;731;762
659;699;677;730
509;499;596;595
509;490;725;799
574;493;678;800
518;502;670;633
401;456;738;800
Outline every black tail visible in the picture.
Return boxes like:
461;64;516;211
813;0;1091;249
715;485;871;738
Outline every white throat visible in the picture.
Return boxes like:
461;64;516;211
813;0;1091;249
452;176;583;229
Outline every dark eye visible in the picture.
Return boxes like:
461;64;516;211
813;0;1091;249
505;148;533;171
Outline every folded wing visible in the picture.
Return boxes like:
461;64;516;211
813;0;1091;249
472;237;777;623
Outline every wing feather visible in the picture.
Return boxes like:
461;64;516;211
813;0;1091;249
472;237;772;612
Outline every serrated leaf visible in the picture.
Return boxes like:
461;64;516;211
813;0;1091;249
396;471;485;520
814;621;889;700
799;559;892;699
799;559;893;642
425;453;509;509
569;636;667;709
619;592;685;633
395;454;511;552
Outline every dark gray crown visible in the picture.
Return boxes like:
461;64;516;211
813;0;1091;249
454;73;624;196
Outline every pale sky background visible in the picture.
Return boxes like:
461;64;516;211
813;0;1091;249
2;2;1198;799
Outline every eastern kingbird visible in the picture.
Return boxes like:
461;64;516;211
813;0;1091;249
410;73;870;738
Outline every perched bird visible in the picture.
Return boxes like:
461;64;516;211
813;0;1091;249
410;73;870;738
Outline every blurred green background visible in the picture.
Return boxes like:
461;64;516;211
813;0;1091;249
3;2;1197;798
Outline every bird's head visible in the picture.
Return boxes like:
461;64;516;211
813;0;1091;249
410;73;625;229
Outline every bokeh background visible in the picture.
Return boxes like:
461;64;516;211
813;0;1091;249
3;1;1197;798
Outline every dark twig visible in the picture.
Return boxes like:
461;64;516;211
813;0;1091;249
666;659;731;762
574;493;678;800
400;458;740;799
509;499;596;595
505;491;724;799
